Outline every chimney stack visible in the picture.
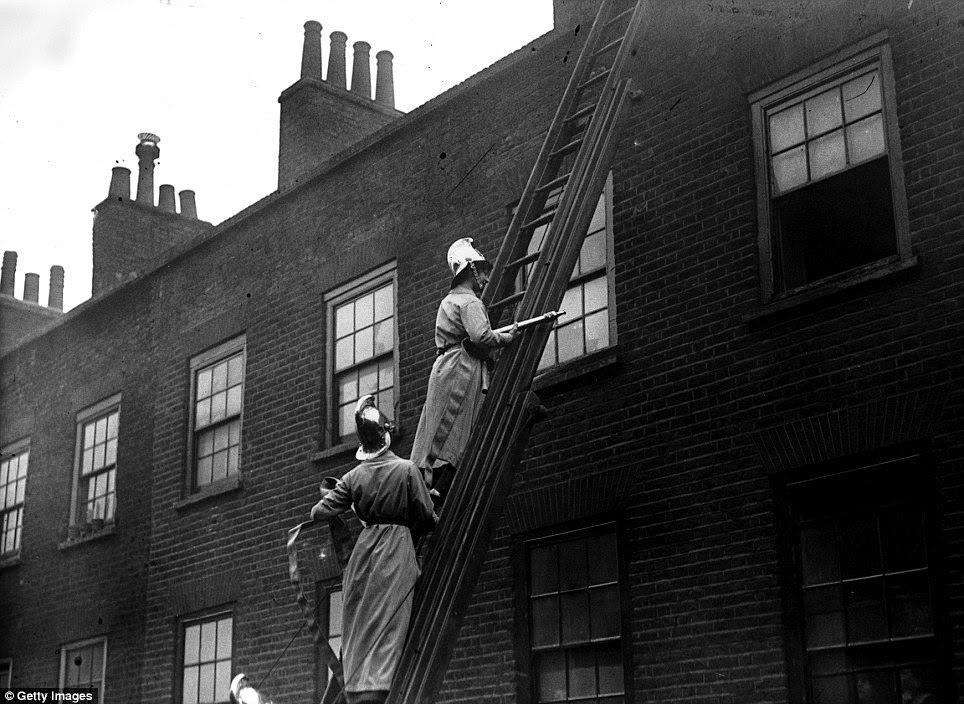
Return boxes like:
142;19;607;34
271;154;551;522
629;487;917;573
158;184;177;213
375;50;395;108
108;167;131;199
48;266;64;310
327;31;348;89
1;251;16;296
135;133;160;205
179;190;198;219
23;273;40;303
350;41;372;99
301;21;323;80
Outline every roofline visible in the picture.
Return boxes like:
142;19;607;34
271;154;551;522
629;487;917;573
1;25;564;359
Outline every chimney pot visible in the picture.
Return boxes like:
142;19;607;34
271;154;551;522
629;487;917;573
1;251;16;296
48;265;64;310
179;190;198;219
135;133;161;206
350;41;372;99
327;31;348;89
375;50;395;108
23;273;40;303
301;20;323;80
159;184;177;213
108;166;131;199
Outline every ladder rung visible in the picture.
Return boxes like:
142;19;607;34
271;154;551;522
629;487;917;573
507;251;540;271
550;138;582;159
592;37;623;59
565;103;596;124
522;209;557;232
535;171;572;193
605;7;634;28
578;69;611;92
490;291;525;310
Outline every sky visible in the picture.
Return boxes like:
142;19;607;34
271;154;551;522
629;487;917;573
0;0;553;311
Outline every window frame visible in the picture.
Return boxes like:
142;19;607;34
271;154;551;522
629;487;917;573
513;517;634;704
510;172;618;386
69;394;121;535
59;636;107;703
773;450;951;704
186;336;246;497
323;261;399;450
175;608;235;704
0;437;30;561
749;32;912;305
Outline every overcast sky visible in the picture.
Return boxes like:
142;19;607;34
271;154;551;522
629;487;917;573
0;0;552;311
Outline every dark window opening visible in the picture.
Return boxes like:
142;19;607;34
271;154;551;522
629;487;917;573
773;157;896;292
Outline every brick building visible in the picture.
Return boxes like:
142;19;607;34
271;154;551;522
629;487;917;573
1;1;961;703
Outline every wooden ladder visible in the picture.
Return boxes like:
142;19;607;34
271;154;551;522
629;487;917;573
385;1;648;702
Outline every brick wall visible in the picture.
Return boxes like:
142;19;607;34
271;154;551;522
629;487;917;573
0;0;960;702
0;297;61;355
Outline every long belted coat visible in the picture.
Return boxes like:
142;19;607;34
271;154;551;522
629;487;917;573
310;450;437;697
409;287;514;479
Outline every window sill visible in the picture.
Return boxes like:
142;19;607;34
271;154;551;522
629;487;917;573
59;523;117;550
175;473;243;510
744;255;919;323
0;552;21;570
313;442;357;463
532;346;620;393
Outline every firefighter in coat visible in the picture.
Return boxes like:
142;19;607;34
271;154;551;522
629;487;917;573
310;395;438;704
409;238;518;497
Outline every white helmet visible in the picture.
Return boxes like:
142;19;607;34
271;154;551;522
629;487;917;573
446;238;491;288
230;674;269;704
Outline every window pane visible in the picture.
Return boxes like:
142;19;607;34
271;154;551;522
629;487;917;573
355;328;374;363
531;596;560;647
227;355;244;387
806;88;843;135
196;455;212;487
845;578;887;643
227;446;239;473
217;618;232;657
378;360;394;389
843;71;881;122
887;573;932;637
559;539;587;590
210;392;227;424
212;451;228;482
856;670;895;704
805;590;845;648
373;320;393;355
560;591;590;644
196;369;212;399
769;104;805;153
229;421;241;446
335;302;354;337
882;508;927;571
597;644;623;695
211;363;227;393
584;276;607;314
198;430;215;458
587;193;606;234
358;364;378;396
800;523;839;585
214;661;232;704
536;651;566;702
589;532;618;585
538;331;557;371
841;516;881;579
584;310;610;355
104;438;117;467
94;417;107;444
182;666;199;704
847;114;885;163
84;423;96;449
226;385;242;417
557;320;585;365
338;374;358;405
214;425;230;452
335;337;353;372
198;663;215;703
589;585;621;639
560;286;584;323
329;591;344;635
199;621;217;661
378;387;395;421
530;544;558;595
373;285;393;322
355;293;374;329
569;648;596;698
771;145;807;192
808;129;846;180
93;443;106;471
106;412;118;440
812;675;848;704
338;403;355;441
899;667;940;703
82;448;94;475
580;230;607;274
184;625;201;665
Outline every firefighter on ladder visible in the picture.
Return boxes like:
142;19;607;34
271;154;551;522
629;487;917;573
409;238;519;499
